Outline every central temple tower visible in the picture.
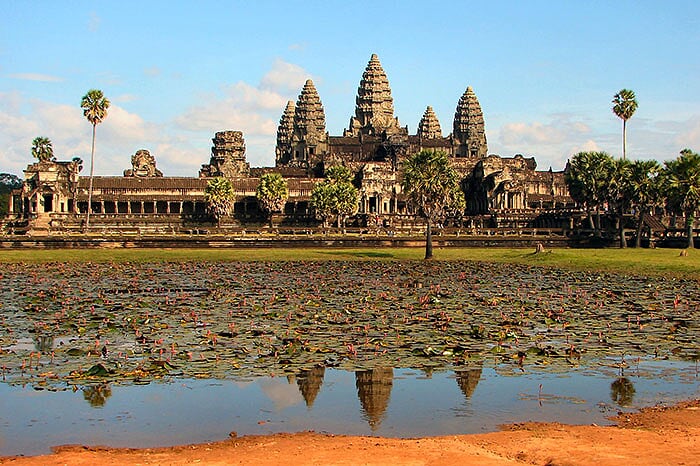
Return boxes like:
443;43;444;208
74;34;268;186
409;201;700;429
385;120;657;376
344;54;402;137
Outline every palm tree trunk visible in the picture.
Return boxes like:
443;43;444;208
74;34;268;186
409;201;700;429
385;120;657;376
687;213;695;249
635;210;645;248
86;124;96;230
594;207;602;238
618;211;627;248
622;120;627;160
425;220;433;260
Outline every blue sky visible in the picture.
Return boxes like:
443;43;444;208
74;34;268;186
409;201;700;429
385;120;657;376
1;0;698;176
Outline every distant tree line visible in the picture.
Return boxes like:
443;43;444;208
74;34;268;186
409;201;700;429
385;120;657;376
565;149;700;249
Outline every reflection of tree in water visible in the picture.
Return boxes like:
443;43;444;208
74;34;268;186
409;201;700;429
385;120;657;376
611;377;635;407
455;366;483;399
356;368;393;430
82;383;112;408
295;366;325;408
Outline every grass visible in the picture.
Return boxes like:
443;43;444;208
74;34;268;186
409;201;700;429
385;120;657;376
0;246;697;279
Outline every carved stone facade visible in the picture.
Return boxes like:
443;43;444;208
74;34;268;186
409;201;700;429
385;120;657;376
417;106;442;140
10;53;573;233
345;54;402;137
124;149;163;177
453;86;488;159
275;53;570;218
199;131;250;178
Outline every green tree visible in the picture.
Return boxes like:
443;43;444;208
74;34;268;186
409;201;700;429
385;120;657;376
325;165;353;184
402;150;464;259
612;89;638;160
626;159;662;247
31;136;54;162
310;182;335;228
662;149;700;249
606;158;632;248
256;173;289;228
0;173;23;216
205;177;235;226
80;89;110;229
565;151;614;238
310;165;359;230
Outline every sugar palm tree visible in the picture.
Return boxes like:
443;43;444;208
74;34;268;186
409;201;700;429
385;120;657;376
662;149;700;249
626;159;661;247
256;173;289;228
606;158;632;248
80;89;110;229
31;136;54;162
205;177;235;227
612;89;638;160
565;151;614;237
402;150;464;259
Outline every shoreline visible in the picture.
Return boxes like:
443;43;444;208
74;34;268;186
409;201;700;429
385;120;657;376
2;399;699;465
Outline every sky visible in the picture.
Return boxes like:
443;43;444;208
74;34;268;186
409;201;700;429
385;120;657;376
1;0;699;177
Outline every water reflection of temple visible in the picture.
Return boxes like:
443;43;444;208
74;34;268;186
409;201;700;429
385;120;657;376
455;366;483;399
290;366;326;408
356;368;394;430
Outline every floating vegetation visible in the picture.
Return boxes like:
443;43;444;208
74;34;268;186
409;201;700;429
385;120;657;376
0;260;698;388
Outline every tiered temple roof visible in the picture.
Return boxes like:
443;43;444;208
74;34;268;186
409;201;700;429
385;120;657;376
293;79;326;145
417;106;442;139
345;54;402;137
275;101;295;165
453;86;488;158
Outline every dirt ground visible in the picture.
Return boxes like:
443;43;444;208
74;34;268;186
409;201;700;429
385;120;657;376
2;400;699;466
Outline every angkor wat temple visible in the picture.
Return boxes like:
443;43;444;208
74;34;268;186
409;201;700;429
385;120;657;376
9;54;573;235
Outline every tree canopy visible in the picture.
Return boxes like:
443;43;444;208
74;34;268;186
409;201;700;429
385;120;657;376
256;173;289;227
31;136;54;162
311;165;359;229
81;89;110;229
565;151;615;237
205;177;235;225
402;150;464;259
662;149;700;248
612;89;638;160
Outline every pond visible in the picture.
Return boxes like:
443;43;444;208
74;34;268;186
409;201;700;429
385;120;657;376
1;260;698;456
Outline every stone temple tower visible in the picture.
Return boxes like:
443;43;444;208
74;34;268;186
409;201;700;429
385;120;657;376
453;86;488;158
277;79;327;169
417;106;442;140
275;100;295;165
345;54;402;137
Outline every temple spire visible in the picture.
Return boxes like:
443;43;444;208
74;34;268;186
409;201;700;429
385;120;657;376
345;54;400;136
275;100;295;165
417;106;442;139
293;79;326;145
453;86;488;158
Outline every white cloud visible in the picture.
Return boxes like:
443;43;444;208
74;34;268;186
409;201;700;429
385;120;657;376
112;94;138;103
144;66;161;78
492;115;597;170
88;12;101;32
8;73;63;82
172;60;313;167
260;59;311;94
675;116;700;151
499;117;591;147
0;93;200;177
259;378;303;411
